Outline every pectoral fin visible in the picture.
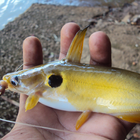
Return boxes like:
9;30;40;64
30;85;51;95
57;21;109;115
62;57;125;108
25;93;40;111
66;26;89;63
76;110;91;130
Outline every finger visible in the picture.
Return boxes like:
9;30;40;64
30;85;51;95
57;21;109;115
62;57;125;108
23;36;43;69
59;22;80;60
19;36;43;110
89;31;111;67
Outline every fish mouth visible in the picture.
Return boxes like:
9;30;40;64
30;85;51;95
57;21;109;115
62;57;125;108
3;75;10;85
3;74;31;94
2;74;17;91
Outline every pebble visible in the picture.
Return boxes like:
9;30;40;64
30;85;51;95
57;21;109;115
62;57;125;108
132;61;137;66
121;14;131;23
6;127;12;131
95;19;103;27
135;44;139;47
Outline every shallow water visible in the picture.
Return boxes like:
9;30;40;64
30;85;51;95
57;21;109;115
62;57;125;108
0;0;134;30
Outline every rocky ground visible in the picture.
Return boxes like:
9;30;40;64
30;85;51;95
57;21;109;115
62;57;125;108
1;1;140;139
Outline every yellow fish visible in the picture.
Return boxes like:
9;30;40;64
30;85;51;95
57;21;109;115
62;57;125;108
1;26;140;130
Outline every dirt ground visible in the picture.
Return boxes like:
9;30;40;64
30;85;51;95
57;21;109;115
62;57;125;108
1;2;140;139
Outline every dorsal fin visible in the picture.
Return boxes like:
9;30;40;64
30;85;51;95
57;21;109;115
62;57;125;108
65;26;89;63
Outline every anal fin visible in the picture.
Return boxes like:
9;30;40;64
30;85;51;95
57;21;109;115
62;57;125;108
116;112;140;123
66;26;89;63
76;110;91;130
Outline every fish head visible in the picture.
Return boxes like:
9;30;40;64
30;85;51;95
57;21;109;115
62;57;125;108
2;67;45;95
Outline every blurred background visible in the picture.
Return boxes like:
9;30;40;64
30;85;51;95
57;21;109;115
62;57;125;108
0;0;134;30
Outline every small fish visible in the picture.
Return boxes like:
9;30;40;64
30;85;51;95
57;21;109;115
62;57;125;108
1;26;140;130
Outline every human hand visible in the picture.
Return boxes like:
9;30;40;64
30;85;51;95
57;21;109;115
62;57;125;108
2;22;135;140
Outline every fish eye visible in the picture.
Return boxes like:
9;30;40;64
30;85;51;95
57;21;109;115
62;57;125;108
10;76;19;86
48;75;63;88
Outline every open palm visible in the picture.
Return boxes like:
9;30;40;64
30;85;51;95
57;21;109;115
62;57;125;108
2;23;135;140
